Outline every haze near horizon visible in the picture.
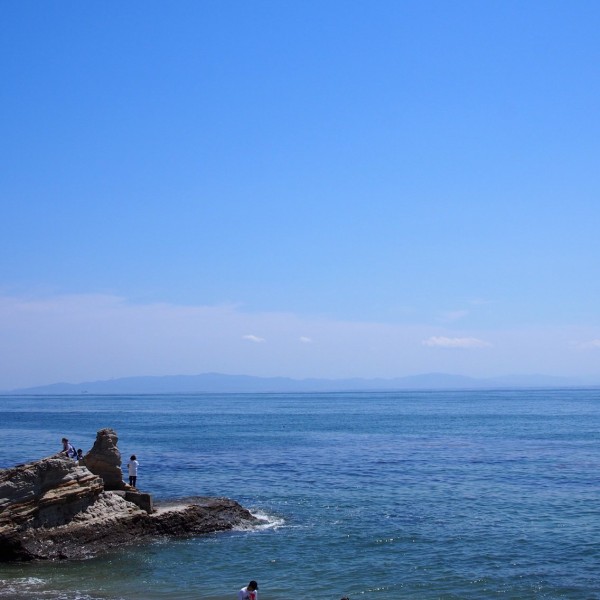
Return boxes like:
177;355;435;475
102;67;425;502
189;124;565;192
1;1;599;390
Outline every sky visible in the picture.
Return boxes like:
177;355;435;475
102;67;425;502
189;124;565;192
1;0;600;389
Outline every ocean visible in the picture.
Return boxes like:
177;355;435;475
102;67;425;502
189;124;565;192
0;389;599;599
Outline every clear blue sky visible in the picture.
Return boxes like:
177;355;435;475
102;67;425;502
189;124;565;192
1;0;599;389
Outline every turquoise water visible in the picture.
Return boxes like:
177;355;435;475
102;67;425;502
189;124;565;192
1;389;599;599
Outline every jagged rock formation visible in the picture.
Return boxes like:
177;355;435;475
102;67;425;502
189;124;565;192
83;428;126;490
0;433;257;562
78;428;153;512
0;456;105;531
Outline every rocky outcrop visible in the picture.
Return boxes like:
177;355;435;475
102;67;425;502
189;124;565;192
83;428;126;490
0;433;258;562
0;456;104;532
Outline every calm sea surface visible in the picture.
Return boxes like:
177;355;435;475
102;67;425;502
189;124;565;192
1;389;599;600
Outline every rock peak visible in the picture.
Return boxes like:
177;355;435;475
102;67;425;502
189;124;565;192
84;428;125;490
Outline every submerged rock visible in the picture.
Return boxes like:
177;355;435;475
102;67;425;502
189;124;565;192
0;432;257;562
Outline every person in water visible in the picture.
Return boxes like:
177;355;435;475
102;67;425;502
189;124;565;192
238;580;258;600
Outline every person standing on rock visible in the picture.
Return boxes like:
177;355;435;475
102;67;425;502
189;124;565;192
238;580;258;600
128;454;139;487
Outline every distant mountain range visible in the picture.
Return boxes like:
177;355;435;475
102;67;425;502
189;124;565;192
3;372;599;395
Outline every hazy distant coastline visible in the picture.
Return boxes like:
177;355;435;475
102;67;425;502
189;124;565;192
3;372;599;395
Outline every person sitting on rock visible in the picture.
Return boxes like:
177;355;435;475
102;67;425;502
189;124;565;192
61;438;76;459
128;454;139;487
76;449;84;461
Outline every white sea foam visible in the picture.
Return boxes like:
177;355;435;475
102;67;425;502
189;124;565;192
1;577;45;586
0;578;113;600
0;577;46;595
253;509;286;529
233;509;285;531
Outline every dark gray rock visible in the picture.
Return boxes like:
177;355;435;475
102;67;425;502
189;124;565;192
126;490;152;513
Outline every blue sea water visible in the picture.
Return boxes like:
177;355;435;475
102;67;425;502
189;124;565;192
1;389;599;600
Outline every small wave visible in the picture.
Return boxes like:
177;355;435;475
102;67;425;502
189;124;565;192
233;509;285;531
0;578;116;600
252;509;286;529
1;577;46;586
0;577;46;596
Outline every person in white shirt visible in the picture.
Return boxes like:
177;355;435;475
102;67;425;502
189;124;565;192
128;454;139;487
238;580;258;600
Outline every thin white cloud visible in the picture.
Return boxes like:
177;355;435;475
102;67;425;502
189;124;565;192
2;292;600;390
439;309;469;322
242;334;266;343
575;339;600;349
468;298;492;306
422;336;492;349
